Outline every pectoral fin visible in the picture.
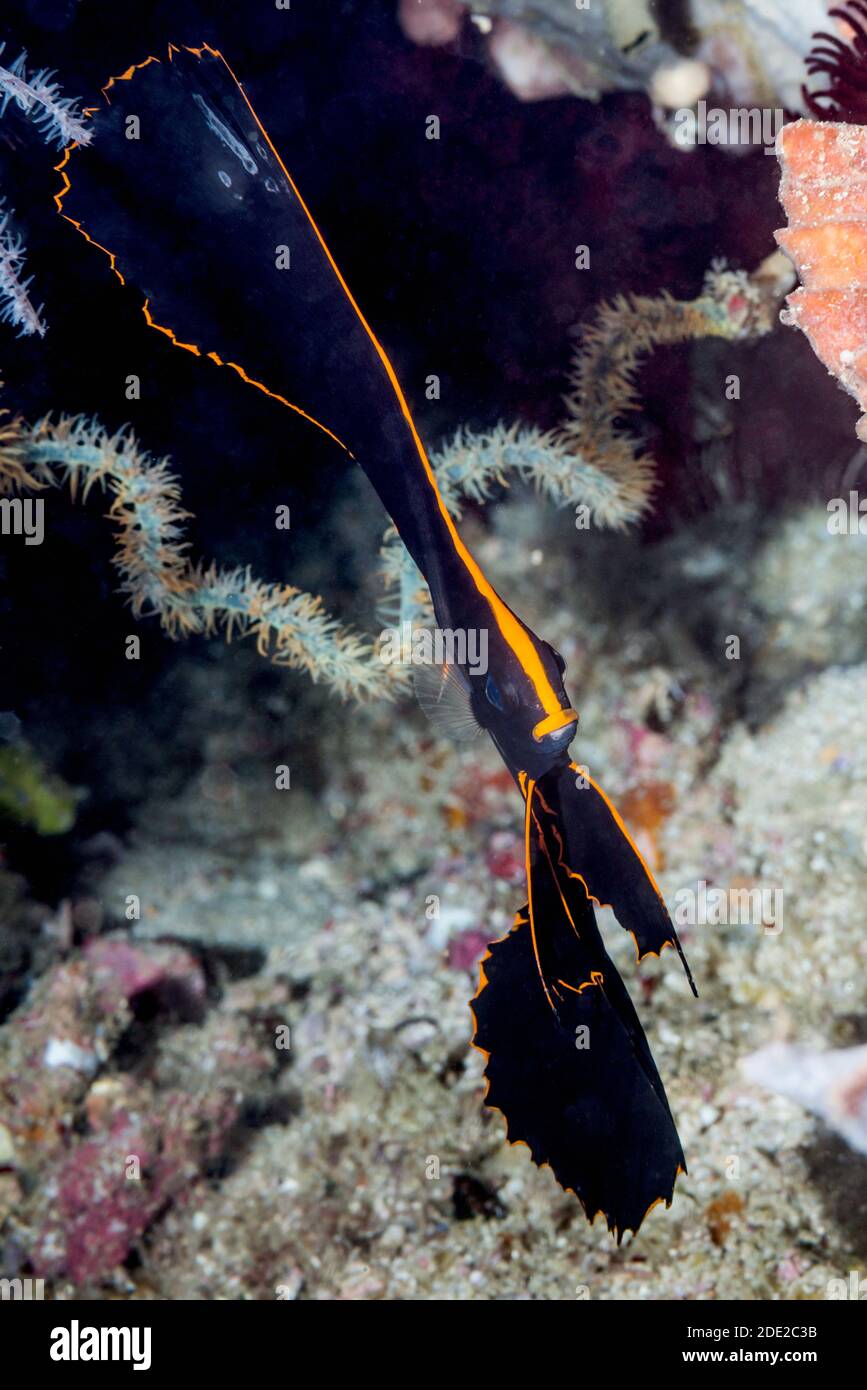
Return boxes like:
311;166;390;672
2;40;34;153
413;656;483;743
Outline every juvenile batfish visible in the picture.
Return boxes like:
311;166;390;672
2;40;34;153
57;43;696;1239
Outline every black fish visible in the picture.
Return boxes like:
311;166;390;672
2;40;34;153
56;43;697;1237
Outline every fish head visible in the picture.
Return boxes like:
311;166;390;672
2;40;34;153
470;630;578;779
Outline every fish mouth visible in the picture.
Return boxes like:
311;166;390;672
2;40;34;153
532;708;579;742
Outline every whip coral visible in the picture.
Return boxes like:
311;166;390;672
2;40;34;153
2;410;393;701
559;260;779;516
0;45;91;149
381;262;778;629
0;398;42;492
379;420;633;630
0;204;46;338
0;46;91;339
7;402;604;695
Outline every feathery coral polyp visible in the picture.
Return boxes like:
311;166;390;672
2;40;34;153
0;45;91;149
803;0;867;122
0;203;46;337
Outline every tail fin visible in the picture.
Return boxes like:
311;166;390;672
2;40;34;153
470;780;686;1241
471;902;685;1241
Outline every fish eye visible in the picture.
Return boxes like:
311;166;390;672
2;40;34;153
485;674;505;711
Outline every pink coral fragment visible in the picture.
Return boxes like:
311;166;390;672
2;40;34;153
776;118;867;439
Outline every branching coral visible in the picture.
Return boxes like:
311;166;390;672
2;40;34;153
432;421;631;522
0;203;46;338
0;400;41;492
379;420;647;629
382;260;781;628
0;47;91;339
3;411;396;701
1;261;780;699
0;45;91;149
558;259;781;512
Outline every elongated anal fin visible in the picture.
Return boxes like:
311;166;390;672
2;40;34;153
534;762;698;996
470;777;688;1238
470;909;686;1242
529;781;683;1120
